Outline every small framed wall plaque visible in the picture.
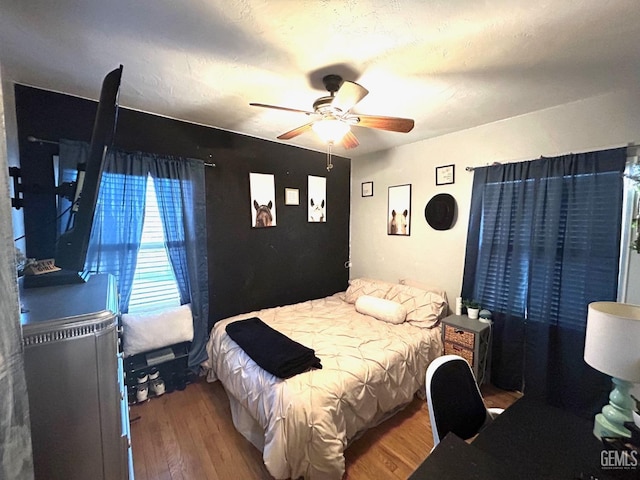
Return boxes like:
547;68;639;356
436;164;455;186
284;188;299;205
361;181;373;197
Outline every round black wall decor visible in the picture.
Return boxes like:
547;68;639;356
425;193;457;230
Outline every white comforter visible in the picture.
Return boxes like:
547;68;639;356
204;293;443;479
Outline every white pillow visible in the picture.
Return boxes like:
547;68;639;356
385;284;447;328
355;295;407;324
399;278;448;303
122;304;194;357
345;278;396;304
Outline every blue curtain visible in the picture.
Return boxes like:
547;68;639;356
60;140;147;312
60;141;210;370
461;148;626;417
150;158;209;370
86;150;148;312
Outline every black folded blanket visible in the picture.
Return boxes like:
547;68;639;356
225;317;322;379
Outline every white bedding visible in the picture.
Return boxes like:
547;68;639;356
203;291;444;479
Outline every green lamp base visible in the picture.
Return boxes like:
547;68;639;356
592;377;634;439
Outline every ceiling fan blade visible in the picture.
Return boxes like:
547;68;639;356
354;114;415;133
250;103;314;115
331;81;369;114
277;122;314;140
341;130;359;150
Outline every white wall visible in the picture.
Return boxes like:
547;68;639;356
350;88;640;306
0;63;34;479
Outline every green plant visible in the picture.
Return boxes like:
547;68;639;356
632;394;640;413
463;299;480;309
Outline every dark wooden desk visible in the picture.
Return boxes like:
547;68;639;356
409;396;638;480
408;433;531;480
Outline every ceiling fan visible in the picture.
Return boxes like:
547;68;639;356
250;74;415;150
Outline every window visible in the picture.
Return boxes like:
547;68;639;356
462;150;626;409
472;171;623;330
128;175;181;314
474;178;533;319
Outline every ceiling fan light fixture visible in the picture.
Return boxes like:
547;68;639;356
250;73;414;157
312;117;350;144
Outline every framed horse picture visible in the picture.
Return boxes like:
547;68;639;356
388;184;411;236
308;175;326;223
249;172;276;228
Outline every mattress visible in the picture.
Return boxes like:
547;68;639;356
203;290;444;479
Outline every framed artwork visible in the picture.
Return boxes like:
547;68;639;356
308;175;326;222
285;188;299;205
388;184;411;236
436;164;455;186
249;172;276;228
361;181;373;197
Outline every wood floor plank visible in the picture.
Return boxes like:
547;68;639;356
130;376;521;479
131;398;173;480
169;400;216;479
195;381;268;479
155;399;188;480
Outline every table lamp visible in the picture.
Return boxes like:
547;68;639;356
584;302;640;439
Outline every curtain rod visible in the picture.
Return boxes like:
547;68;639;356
465;143;640;172
465;163;501;172
27;135;216;167
27;135;58;145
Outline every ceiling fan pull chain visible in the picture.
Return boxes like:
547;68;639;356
326;142;334;171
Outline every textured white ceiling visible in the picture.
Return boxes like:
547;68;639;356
2;0;639;156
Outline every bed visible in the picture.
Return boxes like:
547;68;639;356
203;278;448;479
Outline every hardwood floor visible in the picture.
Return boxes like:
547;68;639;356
130;377;521;480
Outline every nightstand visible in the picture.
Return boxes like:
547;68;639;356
441;314;491;385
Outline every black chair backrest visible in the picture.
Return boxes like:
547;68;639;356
430;357;487;440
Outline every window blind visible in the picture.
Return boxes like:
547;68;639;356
128;176;180;314
474;171;622;330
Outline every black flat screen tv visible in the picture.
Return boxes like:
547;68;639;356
24;65;123;288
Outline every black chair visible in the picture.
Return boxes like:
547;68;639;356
426;354;503;447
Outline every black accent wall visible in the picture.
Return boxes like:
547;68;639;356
14;84;351;326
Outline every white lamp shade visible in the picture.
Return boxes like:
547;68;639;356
584;302;640;382
312;118;350;144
